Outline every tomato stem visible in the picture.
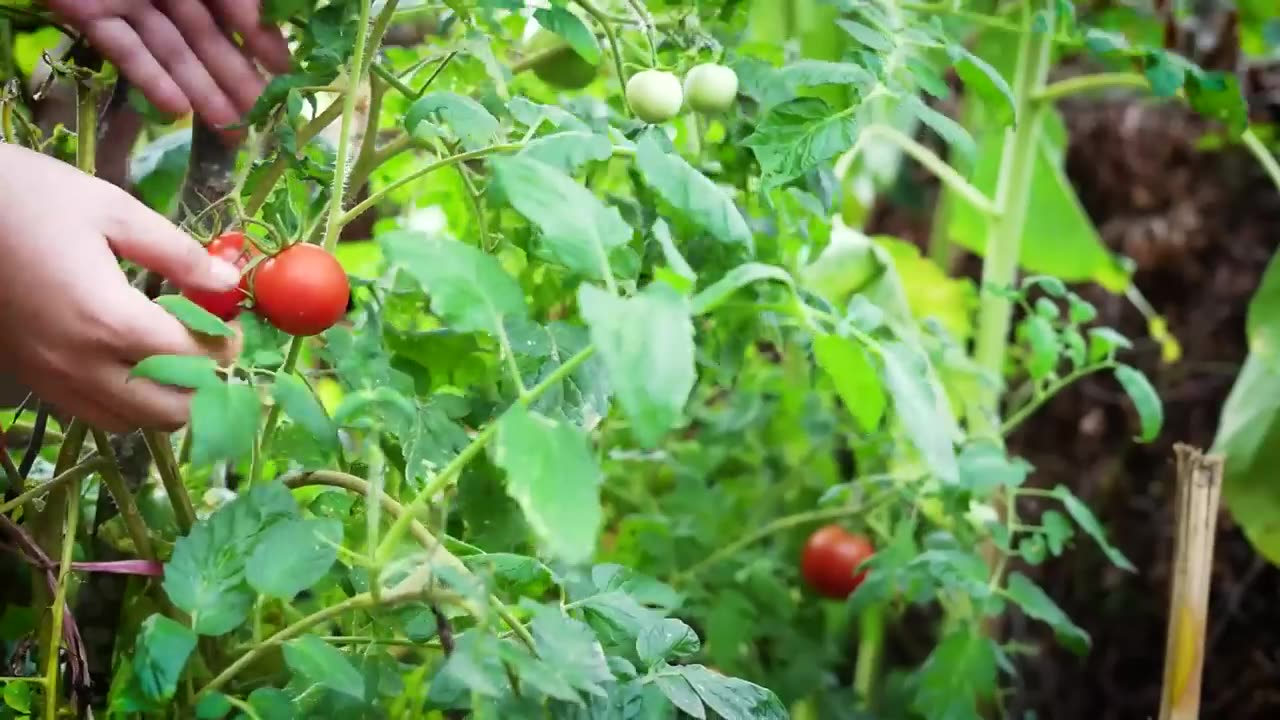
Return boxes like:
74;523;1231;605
321;0;375;254
143;430;196;533
572;0;631;113
42;474;79;720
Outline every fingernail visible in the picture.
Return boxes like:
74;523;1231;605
208;258;241;288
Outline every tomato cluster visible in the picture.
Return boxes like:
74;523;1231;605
800;524;875;599
184;232;350;337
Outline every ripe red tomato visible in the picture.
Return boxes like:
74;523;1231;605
251;243;350;336
800;524;874;599
183;231;254;320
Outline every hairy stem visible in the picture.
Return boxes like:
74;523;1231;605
142;431;194;533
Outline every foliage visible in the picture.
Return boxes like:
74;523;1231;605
4;0;1276;717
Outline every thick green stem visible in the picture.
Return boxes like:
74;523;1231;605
0;457;104;518
252;337;305;486
143;431;195;533
968;2;1057;439
322;0;374;254
853;603;885;708
1034;72;1151;104
91;430;156;560
42;480;79;720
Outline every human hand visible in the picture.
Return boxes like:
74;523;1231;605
47;0;292;128
0;144;244;432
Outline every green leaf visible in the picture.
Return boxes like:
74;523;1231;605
527;604;613;695
130;355;220;390
493;406;603;565
677;665;787;720
1004;572;1090;654
957;440;1031;496
155;295;236;338
636;618;701;668
655;674;705;719
283;635;366;700
246;518;342;600
194;692;232;719
904;95;975;165
744;97;862;189
880;341;959;484
1051;485;1136;572
246;688;294;720
635;135;753;251
405;91;499;150
131;615;197;702
190;383;261;466
508;97;591;133
272;373;339;452
2;682;30;714
777;59;875;89
1022;315;1060;380
533;5;601;64
1114;364;1163;442
691;262;793;315
652;219;696;283
579;283;696;447
912;629;997;720
518;131;613;173
1215;351;1280;564
813;333;885;432
836;19;893;52
950;46;1016;125
491;156;633;280
382;230;527;335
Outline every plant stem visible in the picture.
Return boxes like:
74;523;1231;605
1000;363;1115;436
572;0;630;112
376;346;596;561
142;430;195;533
252;338;305;486
245;101;344;215
285;471;535;650
0;457;104;518
198;584;442;697
322;0;374;254
1034;72;1151;103
968;1;1057;439
853;603;885;708
0;445;19;492
852;124;1000;216
90;430;156;560
1242;128;1280;195
42;475;79;719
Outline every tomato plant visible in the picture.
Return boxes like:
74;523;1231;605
251;243;350;336
2;0;1277;718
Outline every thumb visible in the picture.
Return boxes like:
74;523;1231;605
102;197;241;292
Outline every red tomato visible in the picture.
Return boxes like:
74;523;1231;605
800;524;874;599
183;231;254;320
251;243;350;336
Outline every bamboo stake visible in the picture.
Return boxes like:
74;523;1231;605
1158;444;1224;720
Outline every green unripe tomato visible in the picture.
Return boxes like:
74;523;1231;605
683;63;739;114
626;69;683;124
525;28;598;89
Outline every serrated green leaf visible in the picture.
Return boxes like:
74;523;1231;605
837;19;893;52
880;341;958;483
1004;572;1090;654
814;333;885;432
155;295;236;338
246;518;342;600
635;135;753;251
283;635;365;700
130;355;220;390
272;373;339;452
655;674;705;718
527;604;613;695
519;131;613;173
190;383;261;466
744;97;862;189
493;406;602;564
637;618;701;667
491;156;633;280
1052;484;1136;572
951;46;1016;125
405;91;499;150
777;59;875;89
533;5;601;64
691;262;793;315
677;665;787;720
1114;364;1163;442
580;283;695;447
912;629;997;720
131;615;197;702
382;230;526;335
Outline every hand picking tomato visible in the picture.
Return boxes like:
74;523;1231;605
251;243;350;336
183;230;254;320
800;524;874;599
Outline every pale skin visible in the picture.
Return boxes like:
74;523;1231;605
0;1;291;431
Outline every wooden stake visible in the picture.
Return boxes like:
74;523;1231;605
1158;444;1224;720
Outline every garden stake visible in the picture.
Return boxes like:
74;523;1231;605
1159;444;1224;720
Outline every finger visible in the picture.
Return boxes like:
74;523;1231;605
101;363;193;432
163;0;266;115
82;18;191;116
129;8;239;127
115;291;242;366
98;187;240;292
214;0;293;73
40;384;135;434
